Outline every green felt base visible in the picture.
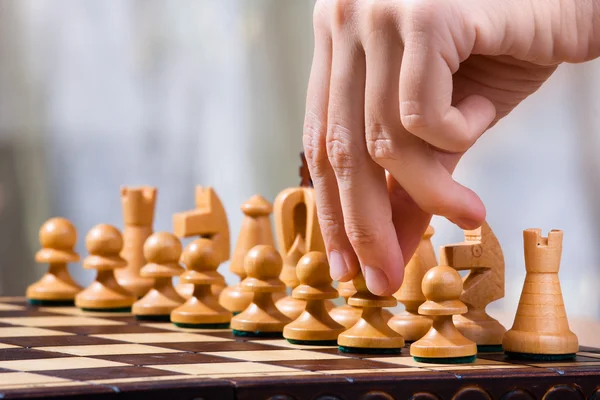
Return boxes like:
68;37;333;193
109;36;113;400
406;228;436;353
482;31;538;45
174;322;230;329
135;315;171;322
233;311;241;316
504;351;576;361
338;346;401;355
28;299;74;307
232;330;283;338
287;339;338;346
81;307;131;313
477;344;504;353
413;355;477;364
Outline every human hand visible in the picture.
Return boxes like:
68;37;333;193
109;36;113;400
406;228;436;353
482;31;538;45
303;0;598;295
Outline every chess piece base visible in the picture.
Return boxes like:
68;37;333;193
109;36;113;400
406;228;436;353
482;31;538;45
26;264;83;302
410;316;477;360
276;295;306;320
330;303;361;329
75;271;136;310
170;286;232;325
454;311;506;348
231;293;291;333
219;283;253;313
283;300;344;342
388;311;432;342
338;307;405;351
133;279;184;317
502;329;579;356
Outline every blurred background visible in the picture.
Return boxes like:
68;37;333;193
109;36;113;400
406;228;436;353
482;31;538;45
0;0;599;321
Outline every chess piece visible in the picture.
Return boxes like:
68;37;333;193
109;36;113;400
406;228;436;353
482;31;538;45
503;229;578;360
274;182;326;320
170;238;232;328
117;186;157;298
132;232;185;321
330;280;361;329
439;221;506;352
27;217;83;306
220;195;275;314
75;224;136;311
283;252;344;345
231;245;291;337
173;187;230;301
338;271;404;354
389;226;435;342
410;265;477;364
275;234;306;319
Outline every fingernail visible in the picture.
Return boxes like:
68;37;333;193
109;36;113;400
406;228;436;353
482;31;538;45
329;251;348;281
364;265;389;296
453;218;481;230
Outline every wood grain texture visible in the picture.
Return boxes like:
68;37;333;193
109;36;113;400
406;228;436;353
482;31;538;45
503;229;579;356
117;186;157;298
1;297;600;399
439;221;506;347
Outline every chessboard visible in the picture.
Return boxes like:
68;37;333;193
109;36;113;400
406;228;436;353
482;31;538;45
1;297;600;400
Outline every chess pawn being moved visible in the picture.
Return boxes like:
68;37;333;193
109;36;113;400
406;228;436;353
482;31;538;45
231;245;291;337
283;252;344;345
75;224;136;312
337;272;404;354
410;265;477;364
27;217;83;306
132;232;185;321
503;229;578;361
170;238;232;328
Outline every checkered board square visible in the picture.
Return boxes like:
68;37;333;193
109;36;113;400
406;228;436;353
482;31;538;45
1;297;599;400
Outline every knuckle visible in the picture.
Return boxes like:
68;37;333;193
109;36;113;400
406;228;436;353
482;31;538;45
326;123;362;177
331;0;356;30
345;223;380;248
317;209;343;239
302;113;327;173
365;124;397;162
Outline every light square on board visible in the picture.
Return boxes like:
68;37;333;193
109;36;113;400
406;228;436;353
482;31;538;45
0;343;19;349
0;304;25;311
0;316;125;327
42;343;182;356
141;322;231;334
37;307;129;317
150;361;314;377
0;327;73;338
0;357;127;372
256;339;337;350
203;349;346;362
0;372;78;389
369;356;513;369
91;332;230;344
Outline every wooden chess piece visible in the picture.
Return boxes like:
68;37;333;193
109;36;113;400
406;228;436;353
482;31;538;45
503;229;578;360
132;232;185;321
283;252;344;345
219;195;275;314
75;224;136;312
170;238;232;328
274;183;327;320
439;221;506;352
330;280;361;329
118;186;157;298
337;271;404;354
27;217;83;306
173;187;230;301
410;265;477;364
389;226;435;342
231;245;291;337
